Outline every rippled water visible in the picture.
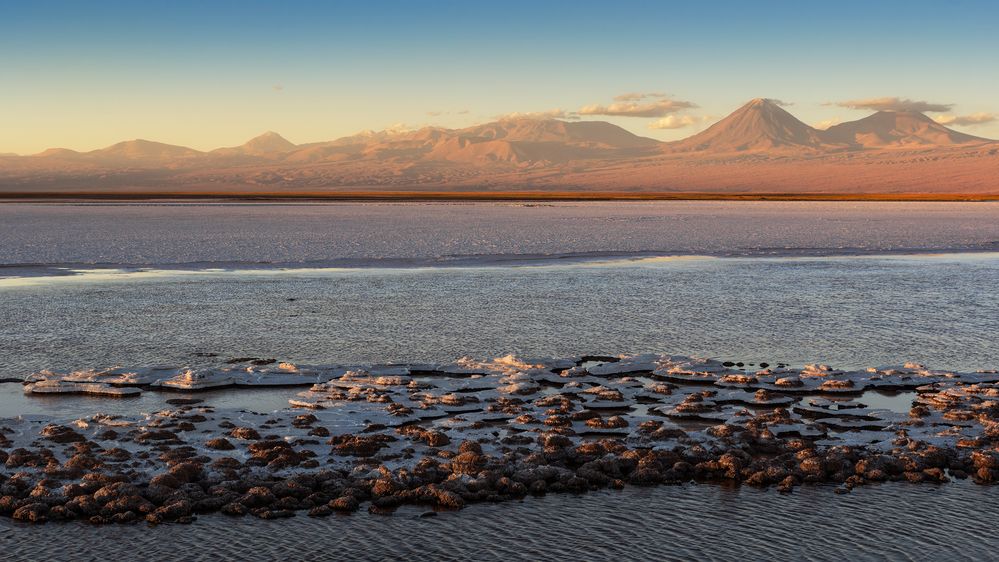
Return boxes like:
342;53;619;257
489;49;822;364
1;253;997;383
2;483;996;561
2;202;997;560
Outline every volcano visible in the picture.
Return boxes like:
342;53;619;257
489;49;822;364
668;98;834;153
821;111;990;148
213;131;298;157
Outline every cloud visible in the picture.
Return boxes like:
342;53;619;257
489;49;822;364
766;98;793;107
272;84;284;92
813;119;841;130
831;97;952;113
426;109;471;117
494;108;578;121
613;92;668;102
384;122;416;135
933;112;996;127
579;98;697;118
647;115;707;130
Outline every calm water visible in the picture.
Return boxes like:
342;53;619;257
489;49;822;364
1;201;998;268
1;201;997;560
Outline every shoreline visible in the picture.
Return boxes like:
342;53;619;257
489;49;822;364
3;191;999;203
3;249;999;286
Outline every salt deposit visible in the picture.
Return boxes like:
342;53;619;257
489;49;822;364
4;353;999;524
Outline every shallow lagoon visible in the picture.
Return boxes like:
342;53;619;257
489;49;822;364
2;202;997;561
1;252;996;388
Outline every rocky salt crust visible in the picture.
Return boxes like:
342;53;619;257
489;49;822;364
4;353;999;524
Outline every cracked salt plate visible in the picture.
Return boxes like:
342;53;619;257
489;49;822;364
24;380;142;397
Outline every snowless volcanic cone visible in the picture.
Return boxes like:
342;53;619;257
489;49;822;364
821;110;992;148
667;98;836;153
86;139;206;163
212;131;298;157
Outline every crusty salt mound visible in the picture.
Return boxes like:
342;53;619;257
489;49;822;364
3;353;999;524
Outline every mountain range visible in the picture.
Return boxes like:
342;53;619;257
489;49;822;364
2;99;997;196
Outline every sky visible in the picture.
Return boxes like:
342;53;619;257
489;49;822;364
3;0;999;154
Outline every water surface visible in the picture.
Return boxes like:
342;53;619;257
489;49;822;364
2;201;998;270
2;483;994;561
2;201;997;561
1;253;995;384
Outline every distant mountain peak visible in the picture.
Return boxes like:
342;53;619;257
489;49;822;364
210;131;297;157
242;131;296;153
669;97;830;153
15;99;998;175
89;139;203;161
822;110;989;148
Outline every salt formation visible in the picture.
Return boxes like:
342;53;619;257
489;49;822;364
3;354;999;524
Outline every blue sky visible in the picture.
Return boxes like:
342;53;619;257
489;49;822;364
3;0;998;153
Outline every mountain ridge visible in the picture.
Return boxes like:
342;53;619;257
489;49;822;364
18;99;994;163
17;98;995;162
3;99;996;195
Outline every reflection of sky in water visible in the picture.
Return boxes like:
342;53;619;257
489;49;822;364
857;391;919;414
2;251;998;287
824;390;919;414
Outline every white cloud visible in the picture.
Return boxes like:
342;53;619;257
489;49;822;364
384;122;416;135
647;115;705;130
813;118;841;130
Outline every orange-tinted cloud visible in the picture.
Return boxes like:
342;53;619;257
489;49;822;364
933;112;996;126
832;97;952;112
579;97;697;118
